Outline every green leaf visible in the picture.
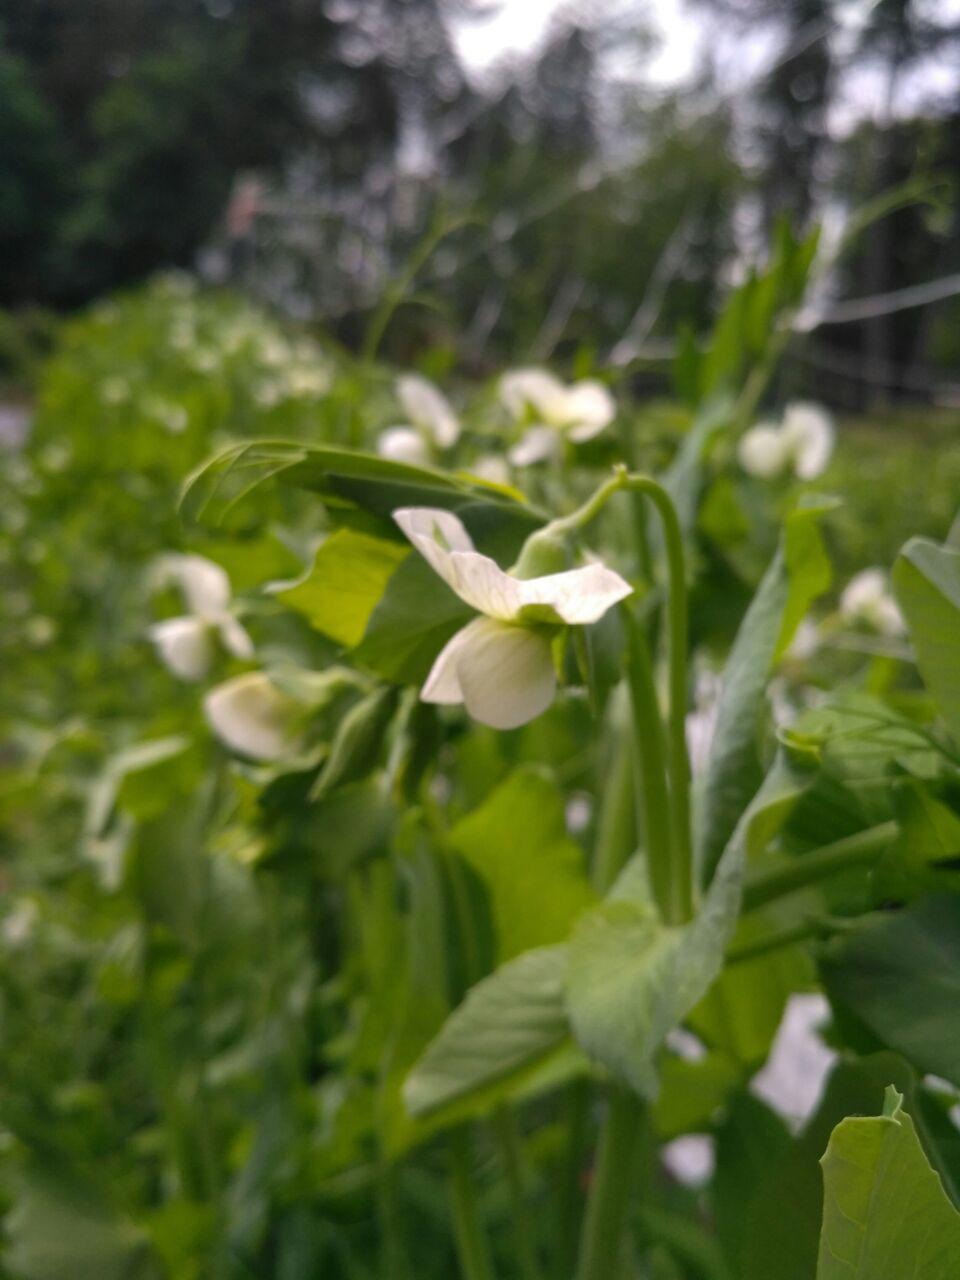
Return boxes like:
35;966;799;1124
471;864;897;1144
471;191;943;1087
5;1172;159;1280
276;527;409;647
447;767;597;963
182;440;540;529
403;945;573;1119
819;895;960;1087
566;752;808;1096
817;1087;960;1279
893;537;960;741
696;498;833;886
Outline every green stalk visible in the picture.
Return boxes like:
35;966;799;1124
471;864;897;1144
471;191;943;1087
377;1159;409;1280
448;1127;495;1280
493;1107;543;1280
556;1081;591;1276
575;1087;645;1280
741;821;897;914
623;609;673;915
623;475;693;924
725;919;821;965
592;710;638;893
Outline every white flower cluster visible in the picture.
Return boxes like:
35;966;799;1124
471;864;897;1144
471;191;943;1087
500;368;616;466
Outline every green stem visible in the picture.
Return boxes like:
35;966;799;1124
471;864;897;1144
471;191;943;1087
448;1127;495;1280
725;919;821;965
741;821;897;914
493;1108;543;1280
576;1087;645;1280
592;710;638;894
556;1081;590;1276
623;609;673;916
623;476;693;923
377;1160;409;1280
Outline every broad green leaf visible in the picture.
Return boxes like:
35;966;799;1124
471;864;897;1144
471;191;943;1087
819;895;960;1087
404;945;572;1118
696;499;833;886
277;527;409;646
817;1087;960;1279
5;1173;159;1280
893;537;960;741
447;767;597;962
182;439;540;530
716;1053;951;1280
567;752;808;1096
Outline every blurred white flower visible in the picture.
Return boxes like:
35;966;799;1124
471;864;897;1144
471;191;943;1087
394;507;631;729
376;426;431;466
739;401;834;480
285;363;330;398
142;395;188;434
204;672;303;760
149;553;253;681
470;454;512;486
102;377;130;405
501;368;616;465
840;567;904;635
662;1135;715;1187
685;668;722;777
397;374;460;448
787;616;821;661
751;993;837;1129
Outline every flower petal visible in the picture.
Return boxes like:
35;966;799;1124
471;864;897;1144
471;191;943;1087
377;426;430;466
499;368;568;422
215;613;255;660
738;424;788;478
394;507;522;619
203;672;302;760
509;425;561;467
397;374;459;447
516;562;633;625
454;618;556;729
149;616;215;681
420;619;483;705
782;402;834;479
156;553;231;614
565;380;615;441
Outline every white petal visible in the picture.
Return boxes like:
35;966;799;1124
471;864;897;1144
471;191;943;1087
783;401;834;479
509;425;561;467
469;454;512;486
156;553;231;614
516;562;633;625
565;380;616;440
377;426;430;466
738;424;789;478
394;507;522;619
841;568;903;634
420;620;482;705
397;374;460;447
215;613;255;660
149;616;215;681
203;672;302;761
499;368;568;422
454;618;556;729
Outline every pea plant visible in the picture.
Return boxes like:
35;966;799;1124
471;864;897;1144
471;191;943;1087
2;235;960;1280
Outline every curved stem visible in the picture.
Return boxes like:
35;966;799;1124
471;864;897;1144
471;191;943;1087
741;821;897;914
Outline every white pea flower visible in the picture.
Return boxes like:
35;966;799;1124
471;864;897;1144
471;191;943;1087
394;507;632;730
469;454;512;486
781;402;834;479
739;401;834;480
204;672;303;761
500;368;616;466
285;363;330;398
737;422;789;478
397;374;460;448
840;568;904;635
149;554;253;681
376;426;431;466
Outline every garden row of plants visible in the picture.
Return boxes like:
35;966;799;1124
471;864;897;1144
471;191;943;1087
2;232;960;1279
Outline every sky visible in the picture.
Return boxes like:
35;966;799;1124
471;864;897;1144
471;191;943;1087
448;0;960;135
